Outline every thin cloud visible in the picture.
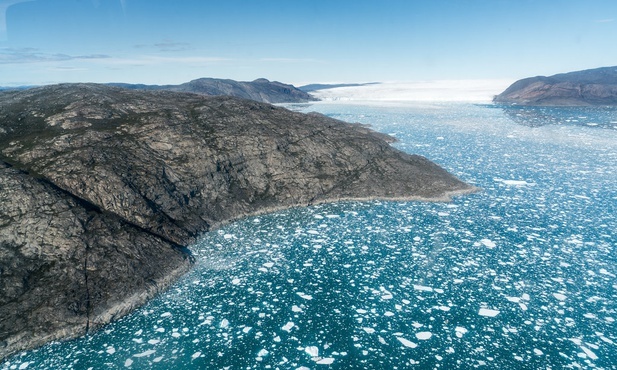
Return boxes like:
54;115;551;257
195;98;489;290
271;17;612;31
97;55;232;68
594;18;614;23
134;40;192;52
0;48;110;63
259;57;323;64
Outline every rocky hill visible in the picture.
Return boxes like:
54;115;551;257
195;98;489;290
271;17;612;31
110;77;316;104
0;84;476;360
493;66;617;106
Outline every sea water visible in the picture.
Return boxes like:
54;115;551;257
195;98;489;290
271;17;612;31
2;102;616;369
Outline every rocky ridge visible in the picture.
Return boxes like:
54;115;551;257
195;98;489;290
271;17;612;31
493;66;617;106
0;84;476;360
110;77;316;104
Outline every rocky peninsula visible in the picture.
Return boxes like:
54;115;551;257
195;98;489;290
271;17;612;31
493;66;617;106
0;84;476;360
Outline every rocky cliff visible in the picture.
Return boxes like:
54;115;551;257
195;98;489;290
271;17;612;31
0;84;476;360
493;66;617;106
111;77;316;104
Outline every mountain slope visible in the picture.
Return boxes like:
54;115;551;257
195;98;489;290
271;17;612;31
111;77;316;103
493;66;617;106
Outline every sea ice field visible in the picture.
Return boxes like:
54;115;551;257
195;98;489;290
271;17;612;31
2;102;616;369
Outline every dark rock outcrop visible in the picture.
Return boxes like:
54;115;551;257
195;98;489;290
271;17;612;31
493;66;617;106
110;77;317;104
0;83;476;360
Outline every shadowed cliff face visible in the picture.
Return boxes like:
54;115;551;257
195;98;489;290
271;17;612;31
0;84;476;360
493;66;617;106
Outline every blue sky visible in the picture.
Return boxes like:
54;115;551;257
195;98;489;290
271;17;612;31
1;0;616;86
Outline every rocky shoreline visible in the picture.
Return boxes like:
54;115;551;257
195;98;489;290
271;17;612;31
0;84;477;360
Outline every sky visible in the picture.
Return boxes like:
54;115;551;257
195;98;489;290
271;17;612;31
1;0;616;88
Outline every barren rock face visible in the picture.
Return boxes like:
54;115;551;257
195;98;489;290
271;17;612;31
0;84;475;360
493;66;617;106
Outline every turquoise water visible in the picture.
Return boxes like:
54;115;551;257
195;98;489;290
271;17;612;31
2;103;616;369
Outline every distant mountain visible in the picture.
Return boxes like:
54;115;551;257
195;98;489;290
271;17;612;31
299;82;379;92
110;78;317;103
493;66;617;106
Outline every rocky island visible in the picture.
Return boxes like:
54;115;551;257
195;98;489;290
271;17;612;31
493;66;617;106
0;84;476;360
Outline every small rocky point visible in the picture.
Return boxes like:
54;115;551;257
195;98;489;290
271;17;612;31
493;66;617;106
0;84;476;360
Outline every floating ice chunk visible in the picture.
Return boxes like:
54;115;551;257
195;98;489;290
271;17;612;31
292;305;303;312
191;351;202;360
263;262;274;268
282;322;295;332
363;327;375;334
134;349;156;358
231;278;241;285
480;239;496;248
384;311;395;317
397;337;418;348
534;349;543;356
220;319;229;328
553;293;567;301
305;346;319;357
416;332;432;340
124;358;133;367
412;322;423;329
257;349;269;357
155;328;165;333
314;215;324;219
381;293;393;300
455;327;468;339
307;230;320;235
147;339;160;345
223;234;234;239
296;367;311;370
242;327;252;333
297;292;313;300
438;212;450;217
106;346;116;354
356;308;367;314
478;308;500;317
316;357;335;365
135;329;143;336
18;363;30;370
172;332;181;338
413;285;433;292
499;179;531;186
160;312;172;318
506;297;520;303
580;346;598;360
584;313;597;319
153;356;163;363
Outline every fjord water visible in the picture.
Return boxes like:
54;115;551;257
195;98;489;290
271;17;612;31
3;103;616;369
